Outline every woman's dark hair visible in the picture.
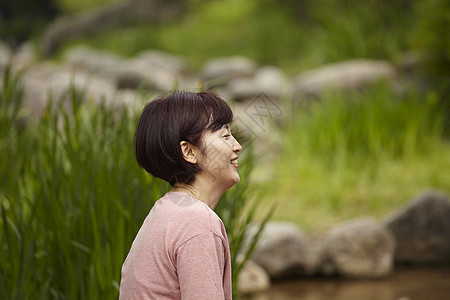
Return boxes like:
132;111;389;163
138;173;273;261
134;91;233;186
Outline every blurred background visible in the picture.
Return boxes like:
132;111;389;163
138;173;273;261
1;0;449;299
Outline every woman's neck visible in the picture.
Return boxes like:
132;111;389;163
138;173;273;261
171;175;226;210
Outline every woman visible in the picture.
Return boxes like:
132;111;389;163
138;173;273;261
120;91;242;299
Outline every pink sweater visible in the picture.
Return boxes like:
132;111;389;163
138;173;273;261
120;191;232;299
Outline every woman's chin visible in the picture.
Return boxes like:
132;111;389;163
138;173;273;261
220;175;240;191
230;174;240;186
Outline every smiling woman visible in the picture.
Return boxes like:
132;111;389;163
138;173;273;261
120;91;241;299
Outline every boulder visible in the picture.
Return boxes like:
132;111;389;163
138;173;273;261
201;56;257;84
116;71;155;90
246;221;319;279
11;42;36;72
238;259;270;296
20;63;121;122
223;78;260;102
319;218;395;278
20;62;67;122
120;56;180;92
383;189;450;265
0;41;12;70
292;59;397;101
253;66;286;99
136;50;187;74
64;46;126;77
116;68;197;92
223;66;286;102
106;89;145;113
65;46;185;92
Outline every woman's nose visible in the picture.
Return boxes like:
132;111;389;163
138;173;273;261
233;138;242;153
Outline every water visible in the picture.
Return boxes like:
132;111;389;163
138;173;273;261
263;268;450;300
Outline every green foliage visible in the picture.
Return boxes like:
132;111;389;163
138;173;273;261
56;0;417;74
290;85;444;162
305;0;415;63
408;0;450;130
57;0;306;71
261;84;449;231
410;0;450;78
0;69;266;299
57;0;119;14
0;0;60;46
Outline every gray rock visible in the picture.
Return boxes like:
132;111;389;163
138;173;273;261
20;63;120;122
292;59;397;101
320;218;395;278
384;189;450;264
11;42;36;72
116;71;154;90
223;78;260;102
254;66;286;99
20;62;67;122
106;89;146;114
136;50;187;74
121;56;180;92
118;69;197;93
0;41;12;70
65;46;182;92
223;66;286;102
124;49;190;91
247;221;319;279
201;56;257;83
238;259;270;296
64;46;126;77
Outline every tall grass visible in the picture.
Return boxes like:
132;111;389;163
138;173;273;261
289;85;444;163
0;68;266;299
262;84;449;231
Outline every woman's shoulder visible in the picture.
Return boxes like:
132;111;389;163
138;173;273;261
160;192;225;236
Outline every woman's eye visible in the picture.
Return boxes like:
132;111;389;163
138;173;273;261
224;134;231;140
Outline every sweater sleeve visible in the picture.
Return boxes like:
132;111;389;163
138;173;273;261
176;232;227;300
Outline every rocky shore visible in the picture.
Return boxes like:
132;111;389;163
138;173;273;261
238;189;450;296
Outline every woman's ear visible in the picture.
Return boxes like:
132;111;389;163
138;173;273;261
180;141;198;164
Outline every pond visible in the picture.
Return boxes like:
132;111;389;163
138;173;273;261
262;268;450;300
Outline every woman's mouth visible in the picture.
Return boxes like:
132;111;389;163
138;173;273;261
230;157;238;168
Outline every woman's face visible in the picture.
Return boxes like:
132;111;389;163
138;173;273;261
198;124;242;189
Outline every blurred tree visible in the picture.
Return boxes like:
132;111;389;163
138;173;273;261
411;0;449;79
40;0;185;57
410;0;449;133
0;0;60;47
275;0;311;21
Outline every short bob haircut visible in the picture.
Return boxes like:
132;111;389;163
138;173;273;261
134;91;233;186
